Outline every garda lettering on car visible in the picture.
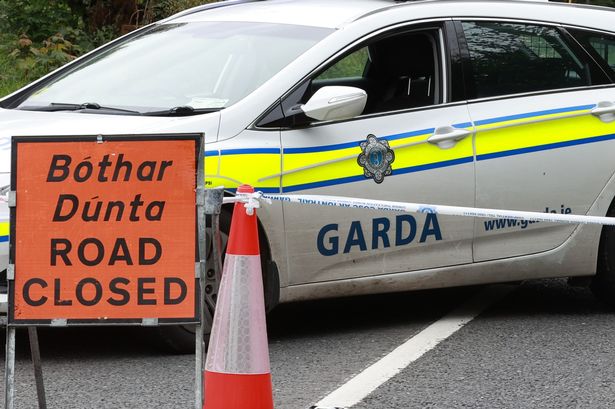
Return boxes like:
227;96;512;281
317;214;442;256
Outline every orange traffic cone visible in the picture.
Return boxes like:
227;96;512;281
203;185;274;409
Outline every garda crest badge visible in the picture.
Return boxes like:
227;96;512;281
357;134;395;184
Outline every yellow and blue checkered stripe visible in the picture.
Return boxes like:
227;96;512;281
204;123;475;193
205;148;282;192
475;104;615;161
205;102;615;193
280;124;473;192
0;220;8;243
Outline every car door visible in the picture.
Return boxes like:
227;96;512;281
268;23;476;285
458;20;615;262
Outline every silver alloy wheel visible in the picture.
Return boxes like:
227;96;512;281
156;212;230;353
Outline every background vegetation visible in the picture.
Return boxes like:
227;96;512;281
0;0;215;96
0;0;613;97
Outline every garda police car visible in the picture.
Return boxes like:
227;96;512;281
1;0;615;349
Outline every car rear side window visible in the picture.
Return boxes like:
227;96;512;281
590;37;615;70
569;29;615;79
461;21;599;99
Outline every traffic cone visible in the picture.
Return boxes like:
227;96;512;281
204;185;274;409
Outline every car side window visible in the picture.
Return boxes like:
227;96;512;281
316;47;369;80
257;28;443;128
569;29;615;78
309;29;442;116
461;21;597;99
589;36;615;71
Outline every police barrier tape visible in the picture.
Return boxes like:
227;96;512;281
224;192;615;226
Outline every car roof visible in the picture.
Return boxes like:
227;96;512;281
169;0;615;30
170;0;393;28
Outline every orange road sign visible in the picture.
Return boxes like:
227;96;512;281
9;134;201;325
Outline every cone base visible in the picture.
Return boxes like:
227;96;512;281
204;371;273;409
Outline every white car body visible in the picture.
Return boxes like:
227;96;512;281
1;0;615;308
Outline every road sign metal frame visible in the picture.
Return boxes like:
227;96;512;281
4;133;209;409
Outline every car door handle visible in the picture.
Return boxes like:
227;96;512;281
591;101;615;123
427;126;472;149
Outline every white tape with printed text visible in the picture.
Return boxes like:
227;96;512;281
255;194;615;226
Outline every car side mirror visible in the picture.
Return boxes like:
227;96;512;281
301;86;367;122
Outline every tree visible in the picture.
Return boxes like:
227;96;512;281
65;0;218;34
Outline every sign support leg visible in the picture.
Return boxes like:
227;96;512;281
195;326;204;409
197;187;225;409
4;326;15;409
28;327;46;409
195;140;205;409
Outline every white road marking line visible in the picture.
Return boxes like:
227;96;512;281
311;285;516;409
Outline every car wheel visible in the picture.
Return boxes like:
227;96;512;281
156;210;231;353
591;207;615;308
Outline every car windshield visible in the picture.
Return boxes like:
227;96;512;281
16;22;333;114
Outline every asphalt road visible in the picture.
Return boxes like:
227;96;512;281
1;278;615;408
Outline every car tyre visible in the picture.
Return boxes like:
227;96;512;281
591;208;615;308
156;210;232;353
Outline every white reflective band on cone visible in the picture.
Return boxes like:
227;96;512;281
205;254;270;374
262;194;615;226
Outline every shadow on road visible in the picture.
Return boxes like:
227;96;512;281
1;278;611;357
485;278;613;318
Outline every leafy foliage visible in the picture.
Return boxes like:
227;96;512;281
152;0;216;20
0;0;103;86
0;0;79;43
0;0;217;95
5;33;80;80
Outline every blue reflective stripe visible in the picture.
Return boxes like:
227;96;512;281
208;127;435;156
220;148;280;155
392;156;473;176
256;187;281;193
381;128;435;143
204;104;597;158
284;128;435;154
225;187;280;194
474;104;596;127
283;156;473;192
0;235;8;243
284;141;360;154
283;175;366;192
477;132;615;161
